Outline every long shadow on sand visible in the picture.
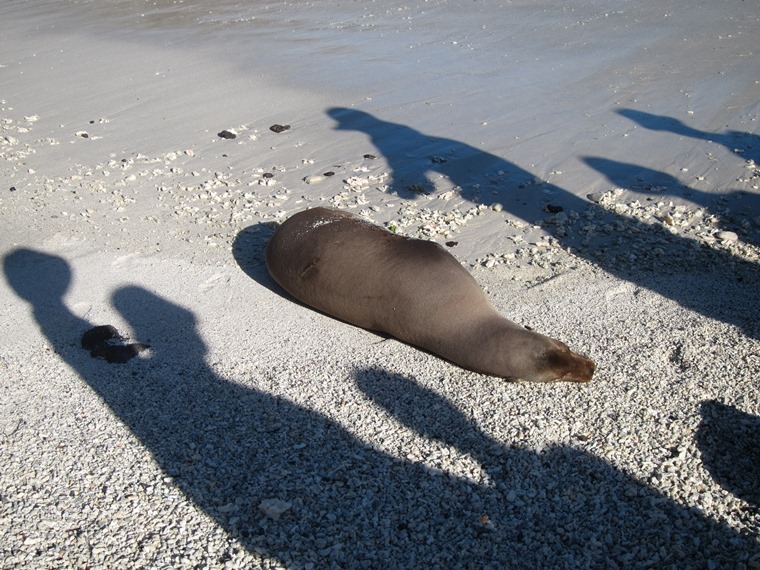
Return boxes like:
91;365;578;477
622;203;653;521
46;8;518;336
617;108;760;164
4;248;757;568
583;157;760;247
327;107;760;339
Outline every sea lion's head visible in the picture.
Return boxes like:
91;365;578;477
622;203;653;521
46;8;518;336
482;324;596;383
537;337;596;383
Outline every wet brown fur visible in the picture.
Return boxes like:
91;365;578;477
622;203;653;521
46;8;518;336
265;207;595;382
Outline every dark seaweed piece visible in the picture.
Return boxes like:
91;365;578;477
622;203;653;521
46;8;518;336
81;325;150;364
90;343;150;364
81;325;122;350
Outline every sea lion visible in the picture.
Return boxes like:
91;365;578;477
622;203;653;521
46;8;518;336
265;207;595;382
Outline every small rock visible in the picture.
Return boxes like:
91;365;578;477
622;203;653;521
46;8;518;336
445;241;459;247
270;124;291;133
259;498;292;520
407;183;430;195
303;175;324;185
491;203;503;212
363;153;377;159
75;131;89;139
715;230;739;242
323;171;336;177
545;212;568;226
218;130;237;140
587;191;607;204
545;204;563;213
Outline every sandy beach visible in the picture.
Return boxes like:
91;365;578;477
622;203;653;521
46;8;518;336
1;1;759;567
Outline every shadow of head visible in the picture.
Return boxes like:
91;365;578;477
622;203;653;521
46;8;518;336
697;400;760;506
4;248;72;304
110;285;201;356
327;107;376;131
354;366;484;449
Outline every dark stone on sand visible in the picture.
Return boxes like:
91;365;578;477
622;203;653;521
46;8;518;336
270;124;291;133
323;171;335;177
545;204;564;213
363;154;376;159
218;130;238;140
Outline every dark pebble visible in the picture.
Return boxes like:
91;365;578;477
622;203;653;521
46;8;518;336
323;171;335;177
9;187;16;192
363;154;376;160
218;130;237;140
270;124;291;133
263;173;274;179
445;241;459;247
545;204;564;213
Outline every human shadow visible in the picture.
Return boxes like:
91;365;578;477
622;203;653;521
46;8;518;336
326;107;760;339
617;109;760;164
327;107;542;219
697;400;760;508
583;156;760;246
4;248;758;567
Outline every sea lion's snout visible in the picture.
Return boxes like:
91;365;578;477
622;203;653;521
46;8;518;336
543;341;596;383
559;353;596;383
